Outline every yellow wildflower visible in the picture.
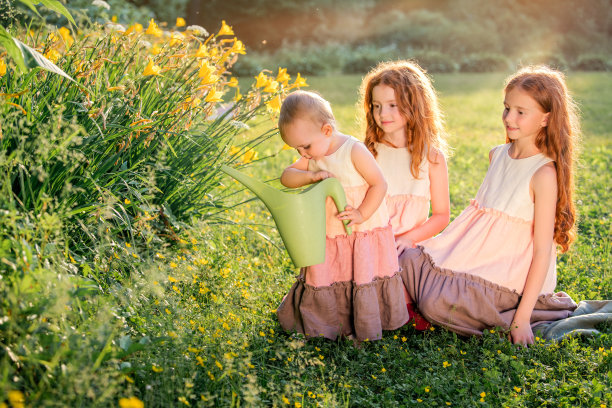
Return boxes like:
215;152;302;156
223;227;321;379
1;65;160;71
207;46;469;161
424;387;430;393
143;59;161;76
198;61;215;78
169;32;184;47
8;390;25;408
266;95;282;113
200;72;219;86
292;73;308;88
229;145;241;155
124;198;131;204
176;17;186;27
254;71;269;88
118;396;144;408
195;44;208;58
443;361;451;368
242;150;258;164
227;77;239;87
152;364;163;372
146;19;163;37
513;386;521;392
480;392;486;398
124;23;143;36
282;396;290;404
276;67;290;84
178;396;190;406
281;143;292;151
44;49;61;63
217;20;234;36
0;58;6;76
111;15;117;22
205;88;223;103
58;27;74;47
234;88;242;102
149;44;162;55
231;38;246;54
263;80;279;93
165;308;171;314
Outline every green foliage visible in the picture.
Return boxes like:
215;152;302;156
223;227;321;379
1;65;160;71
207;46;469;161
460;53;513;73
410;50;459;74
572;54;612;71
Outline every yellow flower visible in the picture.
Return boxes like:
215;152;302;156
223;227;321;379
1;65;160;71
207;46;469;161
266;95;282;113
227;77;239;87
231;38;246;54
8;390;25;408
195;44;208;58
229;145;241;155
381;367;386;373
276;67;290;84
200;73;219;86
124;198;131;204
234;88;242;102
242;150;258;164
58;27;74;47
513;386;521;392
281;143;292;151
152;364;163;372
124;23;143;36
169;32;184;46
44;49;61;63
118;396;144;408
205;88;223;103
0;58;6;76
111;15;117;22
198;61;215;78
146;19;163;37
292;73;308;88
217;20;234;36
282;396;290;404
178;396;190;406
176;17;186;27
143;59;161;76
442;361;451;368
254;71;269;88
263;80;279;93
424;387;430;393
480;392;486;398
149;44;162;55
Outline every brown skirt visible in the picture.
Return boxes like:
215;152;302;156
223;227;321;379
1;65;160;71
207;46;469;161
277;271;408;341
399;247;577;337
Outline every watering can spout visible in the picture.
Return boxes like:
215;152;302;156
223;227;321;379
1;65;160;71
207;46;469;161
220;165;351;268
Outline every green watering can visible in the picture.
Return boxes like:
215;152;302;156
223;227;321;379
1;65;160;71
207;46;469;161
221;165;352;268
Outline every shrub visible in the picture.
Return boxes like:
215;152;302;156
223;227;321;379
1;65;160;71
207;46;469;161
460;53;512;73
341;45;399;74
517;52;569;71
409;50;459;73
572;54;612;71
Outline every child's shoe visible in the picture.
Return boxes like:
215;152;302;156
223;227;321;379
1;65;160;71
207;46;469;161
406;302;431;331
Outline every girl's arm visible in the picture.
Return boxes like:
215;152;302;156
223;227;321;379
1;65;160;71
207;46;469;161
337;142;387;227
510;163;558;345
280;157;334;188
396;148;450;252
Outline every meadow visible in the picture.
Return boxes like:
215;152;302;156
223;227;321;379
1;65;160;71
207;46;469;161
0;20;610;408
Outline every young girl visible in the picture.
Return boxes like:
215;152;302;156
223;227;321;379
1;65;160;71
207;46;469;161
275;90;408;341
400;66;579;345
360;60;450;255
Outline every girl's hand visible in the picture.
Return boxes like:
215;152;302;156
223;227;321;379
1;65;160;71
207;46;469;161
337;205;363;227
509;318;534;346
311;170;334;182
396;235;416;255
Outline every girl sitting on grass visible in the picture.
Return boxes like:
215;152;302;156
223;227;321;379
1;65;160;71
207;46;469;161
399;66;579;345
276;90;408;341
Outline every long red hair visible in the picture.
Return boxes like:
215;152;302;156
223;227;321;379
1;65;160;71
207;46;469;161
360;60;448;178
504;66;580;252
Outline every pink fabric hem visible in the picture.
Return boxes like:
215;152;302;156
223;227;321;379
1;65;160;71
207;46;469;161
470;199;531;224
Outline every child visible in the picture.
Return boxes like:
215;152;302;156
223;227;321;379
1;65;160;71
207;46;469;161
275;90;408;341
360;60;450;255
399;66;579;345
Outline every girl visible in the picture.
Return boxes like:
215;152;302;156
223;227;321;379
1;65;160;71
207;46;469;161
276;90;408;341
360;60;451;255
400;66;579;345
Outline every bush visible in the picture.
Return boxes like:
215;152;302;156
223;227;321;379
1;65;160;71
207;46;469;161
409;50;459;73
341;45;399;74
460;53;512;73
517;52;569;71
572;54;612;71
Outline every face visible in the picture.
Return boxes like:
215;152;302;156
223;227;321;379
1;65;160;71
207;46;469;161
282;116;333;160
503;87;549;142
371;84;408;140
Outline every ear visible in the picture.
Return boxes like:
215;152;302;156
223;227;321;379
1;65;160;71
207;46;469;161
321;123;334;137
541;112;550;127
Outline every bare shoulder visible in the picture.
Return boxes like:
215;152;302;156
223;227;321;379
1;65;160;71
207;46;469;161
488;146;500;163
352;139;375;160
532;162;557;194
427;147;447;166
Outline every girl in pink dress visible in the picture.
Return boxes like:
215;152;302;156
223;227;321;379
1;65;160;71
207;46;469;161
360;60;451;329
276;90;408;341
400;66;579;345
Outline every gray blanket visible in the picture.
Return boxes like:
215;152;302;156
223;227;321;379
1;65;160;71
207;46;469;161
535;300;612;340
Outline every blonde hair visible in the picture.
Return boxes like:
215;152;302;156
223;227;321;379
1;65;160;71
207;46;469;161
360;60;448;178
278;90;336;139
504;65;580;252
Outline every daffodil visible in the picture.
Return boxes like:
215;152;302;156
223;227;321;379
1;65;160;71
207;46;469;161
124;23;143;36
58;27;74;47
292;72;308;88
255;71;269;88
205;88;223;103
266;94;282;113
176;17;186;27
143;59;161;76
0;58;6;76
231;38;246;54
146;19;163;37
276;67;290;85
217;20;234;36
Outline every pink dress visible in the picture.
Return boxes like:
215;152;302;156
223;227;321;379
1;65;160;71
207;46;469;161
277;136;408;340
399;143;576;336
375;143;430;240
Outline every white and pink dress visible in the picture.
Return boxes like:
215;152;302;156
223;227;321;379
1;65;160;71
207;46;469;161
375;143;430;240
399;143;576;336
277;136;408;340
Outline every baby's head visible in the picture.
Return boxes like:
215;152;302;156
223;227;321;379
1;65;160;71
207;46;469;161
278;91;338;160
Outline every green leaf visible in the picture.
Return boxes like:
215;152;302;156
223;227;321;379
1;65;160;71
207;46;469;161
0;26;26;72
16;0;41;17
37;0;76;25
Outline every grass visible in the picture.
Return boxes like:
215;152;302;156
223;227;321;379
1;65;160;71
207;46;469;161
1;69;610;406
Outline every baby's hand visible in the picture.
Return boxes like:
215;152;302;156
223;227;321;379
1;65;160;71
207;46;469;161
396;236;416;255
311;170;334;183
337;205;363;227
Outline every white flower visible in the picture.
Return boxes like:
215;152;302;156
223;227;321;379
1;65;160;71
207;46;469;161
186;25;209;36
92;0;111;10
105;23;125;32
138;40;152;48
230;120;249;130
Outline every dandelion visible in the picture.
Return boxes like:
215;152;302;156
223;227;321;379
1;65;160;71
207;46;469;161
417;399;423;403
124;375;134;383
118;396;144;408
217;20;234;36
146;19;163;37
143;59;161;76
0;58;6;77
152;364;163;372
168;276;178;282
371;374;377;379
176;17;186;27
266;95;282;113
